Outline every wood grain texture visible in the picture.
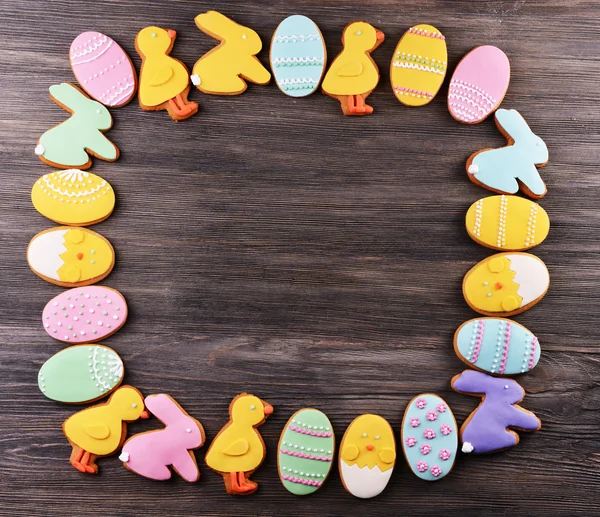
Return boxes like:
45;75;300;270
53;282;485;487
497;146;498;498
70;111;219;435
1;0;599;515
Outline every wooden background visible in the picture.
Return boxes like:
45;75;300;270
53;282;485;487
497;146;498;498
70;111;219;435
1;1;599;515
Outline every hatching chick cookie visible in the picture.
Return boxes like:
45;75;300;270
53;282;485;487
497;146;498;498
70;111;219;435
27;227;115;287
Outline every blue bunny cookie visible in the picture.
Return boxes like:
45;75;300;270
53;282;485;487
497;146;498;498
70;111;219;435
35;83;119;170
466;109;548;199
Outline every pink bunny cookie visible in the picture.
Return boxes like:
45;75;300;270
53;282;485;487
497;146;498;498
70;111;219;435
120;394;205;481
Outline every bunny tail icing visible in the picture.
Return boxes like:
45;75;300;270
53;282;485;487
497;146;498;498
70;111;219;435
119;451;130;462
462;442;474;453
34;144;45;156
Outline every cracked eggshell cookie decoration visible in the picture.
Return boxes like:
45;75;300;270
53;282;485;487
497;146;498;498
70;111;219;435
270;15;326;98
467;109;549;199
42;286;127;344
192;11;271;95
120;394;205;482
70;31;137;108
463;252;549;317
339;414;396;499
31;169;115;226
401;394;457;481
38;345;124;404
63;385;149;474
454;318;541;376
277;408;335;495
390;24;447;106
35;83;119;170
466;195;550;251
28;227;115;287
205;393;273;495
135;26;198;121
322;21;384;116
451;370;541;454
448;45;510;124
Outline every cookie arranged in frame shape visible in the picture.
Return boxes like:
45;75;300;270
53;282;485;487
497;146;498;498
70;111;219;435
70;31;137;108
466;195;550;251
448;45;510;124
31;169;115;226
270;15;326;97
401;394;457;481
42;286;127;344
277;408;335;495
322;21;385;115
451;370;541;454
205;393;273;495
454;318;541;376
120;394;205;482
27;227;115;287
38;345;124;404
63;385;149;474
467;109;549;199
35;83;119;170
339;414;396;499
462;252;549;317
135;26;198;121
191;11;271;95
390;24;447;106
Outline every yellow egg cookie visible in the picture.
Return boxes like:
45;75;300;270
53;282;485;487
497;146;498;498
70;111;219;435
27;227;115;287
390;24;447;107
31;169;115;226
463;252;549;317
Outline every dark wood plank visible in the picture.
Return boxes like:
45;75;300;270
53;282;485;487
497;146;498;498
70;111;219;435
1;0;599;515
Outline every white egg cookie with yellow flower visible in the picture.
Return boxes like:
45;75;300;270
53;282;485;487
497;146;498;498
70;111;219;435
27;227;115;287
339;414;396;499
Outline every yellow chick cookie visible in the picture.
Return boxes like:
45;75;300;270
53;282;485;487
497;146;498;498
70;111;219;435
463;252;550;316
136;26;198;121
63;386;148;474
191;11;271;95
205;393;273;495
322;22;384;115
27;227;114;287
339;414;396;498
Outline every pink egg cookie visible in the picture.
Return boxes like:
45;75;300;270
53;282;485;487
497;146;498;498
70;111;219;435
448;45;510;124
70;31;137;108
42;286;127;343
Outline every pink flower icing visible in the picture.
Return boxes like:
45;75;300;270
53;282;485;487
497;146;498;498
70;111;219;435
410;417;420;427
405;436;417;447
440;424;452;436
431;465;443;477
439;448;451;461
424;428;436;440
436;403;447;413
420;444;431;455
416;461;428;473
416;398;427;409
426;411;437;421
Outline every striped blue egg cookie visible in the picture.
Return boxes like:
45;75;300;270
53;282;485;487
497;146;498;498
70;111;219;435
454;318;541;375
270;15;326;97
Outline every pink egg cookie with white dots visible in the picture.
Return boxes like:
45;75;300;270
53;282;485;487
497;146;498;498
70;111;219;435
70;31;137;108
42;286;127;344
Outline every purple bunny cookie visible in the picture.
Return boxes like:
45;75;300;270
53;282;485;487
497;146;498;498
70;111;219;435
451;370;541;454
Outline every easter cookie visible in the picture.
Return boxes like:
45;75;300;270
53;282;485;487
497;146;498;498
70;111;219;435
191;11;271;95
205;393;273;495
451;370;541;454
70;31;137;108
467;109;549;199
31;169;115;226
390;24;447;106
454;318;541;376
463;252;549;317
401;395;457;481
270;15;327;97
322;22;384;115
63;385;148;474
339;414;396;499
27;227;115;287
35;83;119;169
136;26;198;121
38;345;123;404
466;195;550;251
448;46;510;124
42;286;127;344
120;394;205;482
277;408;335;495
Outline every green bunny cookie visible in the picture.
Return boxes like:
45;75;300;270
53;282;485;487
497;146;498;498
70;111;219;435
35;83;119;169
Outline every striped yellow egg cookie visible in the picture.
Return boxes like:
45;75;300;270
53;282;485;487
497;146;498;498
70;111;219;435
390;24;447;107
